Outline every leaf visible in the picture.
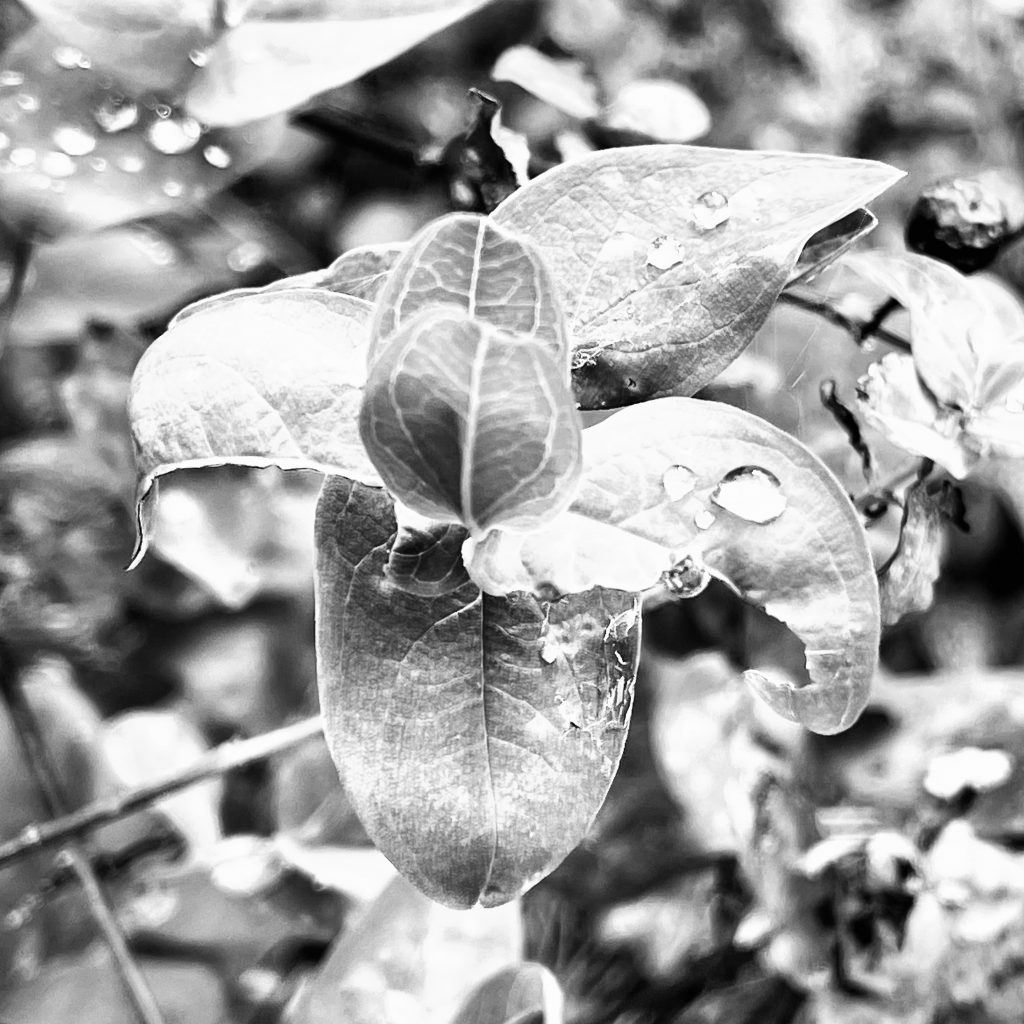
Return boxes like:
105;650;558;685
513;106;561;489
491;45;599;120
128;288;378;566
491;146;904;407
475;398;878;735
878;480;944;627
385;504;471;597
313;242;405;302
601;79;711;143
315;477;641;907
185;0;496;126
450;963;564;1024
371;213;568;364
360;307;582;533
788;208;877;285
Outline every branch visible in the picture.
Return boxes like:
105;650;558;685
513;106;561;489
777;290;912;354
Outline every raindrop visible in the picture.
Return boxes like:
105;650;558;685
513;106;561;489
147;115;201;155
693;508;716;530
540;639;559;664
19;824;41;845
40;151;75;178
0;71;24;87
153;102;172;119
93;94;138;133
129;228;177;266
52;45;86;69
202;144;231;168
52;124;96;156
162;179;184;197
8;147;34;167
15;93;39;112
646;234;685;270
661;554;711;599
88;155;107;172
188;47;210;67
227;241;266;273
662;464;697;500
691;190;730;231
116;153;145;173
711;466;787;524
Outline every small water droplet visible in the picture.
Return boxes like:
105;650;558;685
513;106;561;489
691;190;730;231
238;968;281;1005
693;508;716;530
116;153;145;173
227;241;266;273
129;227;177;266
147;115;201;155
9;147;35;167
122;884;178;929
540;639;559;664
153;102;172;119
94;94;138;133
40;151;75;178
20;824;41;845
52;124;96;156
661;554;711;598
16;93;39;112
161;179;184;197
0;132;9;150
188;47;210;67
646;234;685;270
202;143;231;168
0;70;24;87
711;466;787;524
52;45;86;70
662;464;697;500
88;155;107;172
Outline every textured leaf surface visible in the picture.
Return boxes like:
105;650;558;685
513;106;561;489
879;481;944;626
451;963;564;1024
129;288;377;564
492;146;903;407
360;308;581;532
481;398;878;734
315;477;640;907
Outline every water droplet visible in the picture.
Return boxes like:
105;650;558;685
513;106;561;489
662;464;697;500
40;151;75;178
540;639;559;664
227;241;266;273
9;147;34;167
122;884;178;929
202;144;231;168
153;102;172;119
129;227;177;266
93;95;138;133
691;190;730;231
147;115;201;155
188;47;210;67
0;132;9;150
15;93;39;112
161;179;184;197
238;968;281;1004
693;508;716;530
88;155;107;172
52;45;87;70
20;824;41;845
116;153;144;173
52;124;96;156
712;466;787;524
646;234;685;270
661;554;711;598
0;71;24;87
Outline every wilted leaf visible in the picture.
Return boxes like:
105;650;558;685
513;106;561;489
315;478;640;907
601;79;711;143
185;0;496;126
879;480;944;626
491;146;903;407
360;308;581;532
491;45;599;120
451;963;564;1024
476;398;878;734
789;209;877;285
128;288;378;565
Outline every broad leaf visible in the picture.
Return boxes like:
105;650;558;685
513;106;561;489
315;478;640;907
878;480;944;626
360;307;581;533
491;146;903;407
128;288;377;565
371;213;568;365
469;398;878;734
451;963;564;1024
185;0;496;126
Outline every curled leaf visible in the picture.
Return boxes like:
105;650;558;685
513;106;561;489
386;503;471;597
788;208;877;285
451;963;564;1024
879;480;944;626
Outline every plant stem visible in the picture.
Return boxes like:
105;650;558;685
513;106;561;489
777;290;912;354
0;235;32;355
0;715;324;871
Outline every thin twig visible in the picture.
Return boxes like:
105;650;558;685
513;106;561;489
0;715;324;871
0;666;167;1024
777;290;912;354
0;235;32;355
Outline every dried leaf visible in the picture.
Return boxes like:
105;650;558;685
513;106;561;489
879;480;944;626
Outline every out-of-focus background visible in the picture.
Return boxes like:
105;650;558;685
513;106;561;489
3;0;1024;1021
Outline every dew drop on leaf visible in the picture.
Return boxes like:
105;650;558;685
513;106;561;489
0;132;9;150
94;95;139;133
662;464;697;500
691;189;730;231
162;179;184;197
661;553;711;598
9;147;35;167
0;71;25;87
147;115;202;155
227;241;266;272
116;153;145;173
693;507;716;530
52;46;88;70
153;103;172;119
203;144;231;168
188;48;211;68
88;155;107;172
646;233;685;270
40;151;75;177
16;93;39;112
711;465;787;524
52;124;96;156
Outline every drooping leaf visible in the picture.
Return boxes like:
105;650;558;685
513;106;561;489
371;213;568;364
185;0;496;126
470;398;878;734
360;307;581;533
451;963;564;1024
128;288;378;566
315;478;640;907
490;45;599;120
600;79;711;143
788;208;877;285
491;146;903;407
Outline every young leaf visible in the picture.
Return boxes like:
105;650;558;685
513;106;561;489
450;963;564;1024
360;307;582;533
879;480;944;626
315;477;640;908
128;288;378;565
371;213;568;365
470;398;879;734
491;146;903;407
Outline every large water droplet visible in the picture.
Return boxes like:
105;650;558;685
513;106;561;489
116;153;145;173
40;151;75;178
52;124;96;156
202;144;231;168
646;234;685;270
94;95;138;133
147;115;201;155
693;508;716;531
16;93;39;112
691;190;730;231
52;45;87;70
0;71;24;87
8;147;34;167
662;464;697;500
712;466;787;524
661;554;711;599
